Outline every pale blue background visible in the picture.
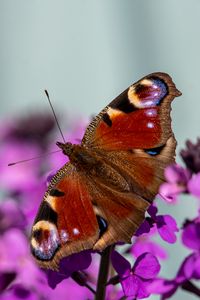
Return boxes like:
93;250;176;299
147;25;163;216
1;1;200;299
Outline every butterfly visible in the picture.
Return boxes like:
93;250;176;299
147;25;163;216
31;72;181;270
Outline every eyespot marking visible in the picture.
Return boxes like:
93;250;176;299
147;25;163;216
128;77;168;108
73;228;80;236
31;221;60;261
32;229;43;241
144;144;166;156
96;215;108;237
147;122;155;129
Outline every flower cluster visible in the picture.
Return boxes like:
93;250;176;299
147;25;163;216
1;112;200;299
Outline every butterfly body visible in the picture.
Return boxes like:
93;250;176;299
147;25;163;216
31;72;181;270
57;142;129;191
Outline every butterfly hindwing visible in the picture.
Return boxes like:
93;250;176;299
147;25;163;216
86;178;150;251
31;163;99;270
92;135;176;201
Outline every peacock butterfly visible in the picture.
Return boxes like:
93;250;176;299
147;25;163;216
30;72;181;270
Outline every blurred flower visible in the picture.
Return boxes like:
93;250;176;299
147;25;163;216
149;217;200;299
0;272;16;293
131;234;168;260
159;164;191;203
148;253;200;299
182;220;200;251
0;229;46;295
2;113;56;149
180;138;200;174
187;173;200;198
111;251;160;299
0;140;42;192
0;199;27;233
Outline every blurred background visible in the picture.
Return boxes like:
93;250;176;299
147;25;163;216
0;0;200;299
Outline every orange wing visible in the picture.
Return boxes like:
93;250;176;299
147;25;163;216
31;163;99;270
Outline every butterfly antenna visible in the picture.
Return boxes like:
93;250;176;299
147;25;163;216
44;90;66;143
8;150;61;166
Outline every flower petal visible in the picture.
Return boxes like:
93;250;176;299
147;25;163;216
182;222;200;250
131;237;168;260
159;183;184;203
157;215;178;243
164;164;190;184
177;253;197;281
147;205;158;218
147;278;176;295
133;253;160;279
46;251;92;289
121;274;139;298
193;255;200;279
188;173;200;198
111;251;131;278
122;275;151;299
135;219;151;236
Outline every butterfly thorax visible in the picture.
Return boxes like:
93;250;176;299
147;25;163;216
56;141;98;168
56;141;129;191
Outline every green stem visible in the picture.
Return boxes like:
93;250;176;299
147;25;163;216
95;246;112;300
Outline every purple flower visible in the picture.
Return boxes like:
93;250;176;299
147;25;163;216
111;251;160;299
148;253;200;299
131;234;168;260
0;140;42;192
0;229;46;296
148;219;200;299
0;199;27;233
187;172;200;198
159;164;191;203
137;205;179;243
2;113;56;148
182;221;200;251
1;279;93;300
135;219;152;236
46;251;92;289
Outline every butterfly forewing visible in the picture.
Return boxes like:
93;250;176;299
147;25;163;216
82;72;181;150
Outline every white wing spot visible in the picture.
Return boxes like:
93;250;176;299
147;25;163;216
73;228;80;235
147;122;154;128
